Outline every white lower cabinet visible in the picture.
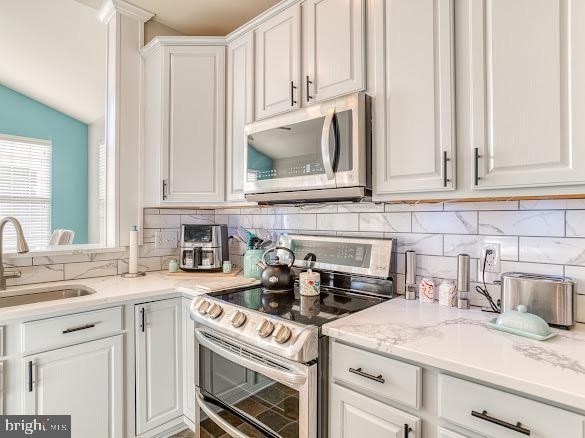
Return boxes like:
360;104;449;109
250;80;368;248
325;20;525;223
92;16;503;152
135;299;183;435
437;427;467;438
181;297;196;424
439;374;585;438
330;383;420;438
23;335;124;438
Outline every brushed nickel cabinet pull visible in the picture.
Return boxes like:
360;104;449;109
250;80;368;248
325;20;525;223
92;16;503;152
290;81;297;106
162;179;168;200
62;323;95;334
306;76;313;101
442;150;451;187
28;361;33;392
348;367;385;384
471;410;531;435
474;148;481;186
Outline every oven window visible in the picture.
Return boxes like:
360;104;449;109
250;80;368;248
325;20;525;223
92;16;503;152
199;345;300;438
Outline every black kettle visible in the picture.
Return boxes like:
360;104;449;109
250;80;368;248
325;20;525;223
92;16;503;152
258;247;296;291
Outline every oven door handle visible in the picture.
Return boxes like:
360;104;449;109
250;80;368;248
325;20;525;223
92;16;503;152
321;107;336;180
197;392;247;438
195;328;307;386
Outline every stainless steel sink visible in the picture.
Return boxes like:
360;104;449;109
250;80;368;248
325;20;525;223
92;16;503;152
0;286;95;308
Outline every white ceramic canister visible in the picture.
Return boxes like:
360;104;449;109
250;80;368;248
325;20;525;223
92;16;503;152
419;277;435;303
299;269;321;296
438;280;457;307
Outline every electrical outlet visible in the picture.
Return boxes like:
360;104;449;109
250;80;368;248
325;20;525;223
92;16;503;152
155;230;178;249
480;243;501;280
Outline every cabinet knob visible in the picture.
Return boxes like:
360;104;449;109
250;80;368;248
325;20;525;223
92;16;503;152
256;319;274;338
195;299;210;315
272;323;292;344
207;303;223;319
231;311;247;328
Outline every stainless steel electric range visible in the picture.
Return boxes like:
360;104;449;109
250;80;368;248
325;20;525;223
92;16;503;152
190;234;396;438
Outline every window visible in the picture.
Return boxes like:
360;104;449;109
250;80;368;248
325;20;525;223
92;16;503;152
0;134;52;250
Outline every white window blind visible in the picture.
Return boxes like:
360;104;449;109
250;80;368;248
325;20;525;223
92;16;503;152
0;134;52;250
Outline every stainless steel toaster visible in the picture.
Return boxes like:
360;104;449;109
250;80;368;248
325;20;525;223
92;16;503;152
501;272;575;328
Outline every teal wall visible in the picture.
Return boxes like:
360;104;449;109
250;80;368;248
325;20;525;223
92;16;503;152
0;83;88;244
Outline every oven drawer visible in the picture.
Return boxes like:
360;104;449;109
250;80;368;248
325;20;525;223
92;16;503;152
438;374;585;438
331;341;421;409
22;306;123;354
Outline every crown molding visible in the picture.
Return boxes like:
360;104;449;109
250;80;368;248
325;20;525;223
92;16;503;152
225;0;300;43
98;0;154;24
141;36;227;56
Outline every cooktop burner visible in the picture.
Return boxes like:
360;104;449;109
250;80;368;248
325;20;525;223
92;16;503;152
209;285;386;327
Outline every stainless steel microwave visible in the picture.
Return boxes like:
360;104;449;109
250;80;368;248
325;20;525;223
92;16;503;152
244;92;371;203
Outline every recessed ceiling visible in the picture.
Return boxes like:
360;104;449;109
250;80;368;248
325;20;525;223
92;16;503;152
131;0;281;36
0;0;106;124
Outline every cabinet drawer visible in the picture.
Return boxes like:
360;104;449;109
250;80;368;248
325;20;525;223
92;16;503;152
331;341;421;409
23;307;123;354
439;374;585;438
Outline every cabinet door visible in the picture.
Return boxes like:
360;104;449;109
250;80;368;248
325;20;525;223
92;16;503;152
23;335;123;438
330;383;420;438
470;0;585;189
162;45;225;202
226;33;254;202
375;0;455;194
303;0;365;104
135;299;183;434
438;427;468;438
255;4;301;119
181;298;196;423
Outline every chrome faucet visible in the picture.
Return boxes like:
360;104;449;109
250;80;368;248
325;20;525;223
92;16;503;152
0;217;30;290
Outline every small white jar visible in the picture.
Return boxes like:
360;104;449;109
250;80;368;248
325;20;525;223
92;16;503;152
438;280;457;307
299;269;321;296
419;278;435;303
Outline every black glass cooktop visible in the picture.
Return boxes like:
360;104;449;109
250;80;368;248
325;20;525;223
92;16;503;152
210;285;386;327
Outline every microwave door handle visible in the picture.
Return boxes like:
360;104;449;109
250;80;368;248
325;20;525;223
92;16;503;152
321;108;336;180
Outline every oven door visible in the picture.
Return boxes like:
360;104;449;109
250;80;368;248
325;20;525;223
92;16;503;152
244;92;367;196
195;327;317;438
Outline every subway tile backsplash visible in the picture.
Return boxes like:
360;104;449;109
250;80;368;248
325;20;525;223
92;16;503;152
2;199;584;322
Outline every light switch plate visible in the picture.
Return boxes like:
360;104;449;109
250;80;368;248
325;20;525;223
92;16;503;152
155;230;178;249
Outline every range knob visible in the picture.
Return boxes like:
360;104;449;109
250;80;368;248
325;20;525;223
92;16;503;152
207;303;223;319
195;299;209;315
230;311;247;328
272;323;292;344
256;319;275;338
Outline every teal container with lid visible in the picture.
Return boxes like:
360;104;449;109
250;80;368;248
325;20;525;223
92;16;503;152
243;249;265;279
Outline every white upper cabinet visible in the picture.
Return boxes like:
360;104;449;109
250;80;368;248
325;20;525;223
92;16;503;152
142;40;225;206
470;0;585;189
135;299;183;435
303;0;366;104
254;4;301;119
374;0;455;194
23;336;123;438
226;33;254;202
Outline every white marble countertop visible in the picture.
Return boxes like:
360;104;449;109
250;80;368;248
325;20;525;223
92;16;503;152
0;271;258;322
322;298;585;412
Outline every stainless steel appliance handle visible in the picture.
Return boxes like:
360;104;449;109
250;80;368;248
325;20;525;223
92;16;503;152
195;328;307;386
197;392;249;438
471;410;531;435
321;108;336;180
